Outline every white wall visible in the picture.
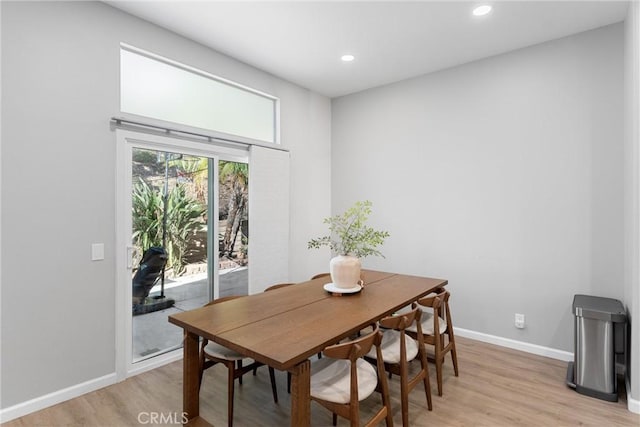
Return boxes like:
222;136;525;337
0;0;4;413
332;24;624;354
624;0;640;409
0;1;331;410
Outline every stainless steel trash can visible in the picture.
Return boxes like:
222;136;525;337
566;294;626;402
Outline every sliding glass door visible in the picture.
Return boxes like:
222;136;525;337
116;129;249;376
130;147;213;361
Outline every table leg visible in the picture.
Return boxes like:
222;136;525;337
289;359;311;427
183;331;200;421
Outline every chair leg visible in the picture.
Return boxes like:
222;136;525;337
450;334;459;377
400;362;409;427
435;355;443;396
332;413;337;426
374;353;393;427
419;347;433;410
287;372;291;394
268;366;278;403
380;373;393;427
237;360;243;385
227;363;235;427
198;361;205;392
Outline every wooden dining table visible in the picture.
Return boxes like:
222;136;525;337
168;269;447;426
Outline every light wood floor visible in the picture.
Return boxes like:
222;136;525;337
5;337;639;426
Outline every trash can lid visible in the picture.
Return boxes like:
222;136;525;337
572;294;626;323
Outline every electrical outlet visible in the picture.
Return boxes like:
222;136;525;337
515;313;525;329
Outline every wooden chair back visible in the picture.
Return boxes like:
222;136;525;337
264;283;296;292
415;288;458;396
323;324;380;361
312;324;393;427
379;305;420;331
377;304;432;426
310;272;331;280
203;295;244;307
416;290;447;345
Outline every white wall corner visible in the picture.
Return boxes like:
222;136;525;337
0;373;116;424
0;0;4;417
624;0;640;409
627;375;640;414
628;395;640;414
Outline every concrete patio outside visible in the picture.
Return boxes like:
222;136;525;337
132;267;248;360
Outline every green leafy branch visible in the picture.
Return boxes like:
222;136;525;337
132;178;205;275
308;200;390;258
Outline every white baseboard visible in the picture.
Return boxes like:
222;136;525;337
0;330;633;420
0;350;184;424
0;373;117;423
626;375;640;414
458;328;640;414
455;327;574;362
127;348;183;378
629;394;640;414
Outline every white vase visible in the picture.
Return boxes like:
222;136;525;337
330;255;361;289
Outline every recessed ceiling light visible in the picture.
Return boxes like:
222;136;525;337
341;54;355;62
472;5;492;16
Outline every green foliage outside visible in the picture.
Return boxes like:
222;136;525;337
219;161;249;258
173;157;208;201
308;200;390;258
132;178;206;275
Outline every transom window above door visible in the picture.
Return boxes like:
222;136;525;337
120;45;279;144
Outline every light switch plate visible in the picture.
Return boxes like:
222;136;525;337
515;313;525;329
91;243;105;261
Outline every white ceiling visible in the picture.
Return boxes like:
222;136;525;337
107;1;629;98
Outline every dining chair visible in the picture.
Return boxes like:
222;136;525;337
407;288;459;396
365;304;432;426
310;272;331;280
199;295;278;427
310;323;393;427
263;282;297;291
